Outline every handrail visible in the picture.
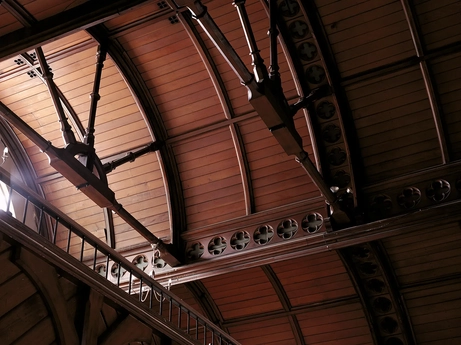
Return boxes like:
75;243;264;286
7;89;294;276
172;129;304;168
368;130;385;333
0;167;240;345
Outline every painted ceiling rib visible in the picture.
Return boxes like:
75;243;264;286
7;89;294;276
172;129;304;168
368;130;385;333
0;0;149;62
261;265;306;345
184;281;226;330
222;294;359;328
179;11;255;215
400;0;450;164
341;38;461;87
87;25;186;253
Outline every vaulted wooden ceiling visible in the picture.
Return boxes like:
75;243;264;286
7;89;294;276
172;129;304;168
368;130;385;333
0;0;460;344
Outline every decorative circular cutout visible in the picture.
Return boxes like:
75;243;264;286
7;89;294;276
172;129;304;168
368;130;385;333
277;219;298;239
132;255;148;271
426;179;450;202
332;170;351;188
301;213;323;233
187;242;204;261
306;65;326;84
208;236;227;255
380;316;398;334
95;264;106;277
369;194;392;220
111;262;127;278
279;0;300;17
365;278;386;294
254;225;274;245
288;20;309;39
231;231;250;251
358;262;378;276
298;42;317;61
397;187;421;209
322;124;341;143
372;296;393;314
316;101;336;119
351;245;371;261
328;147;347;166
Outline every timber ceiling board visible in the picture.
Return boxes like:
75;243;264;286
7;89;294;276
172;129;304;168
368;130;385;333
317;0;415;78
0;6;22;37
0;244;57;345
429;51;461;159
344;65;442;184
414;0;461;51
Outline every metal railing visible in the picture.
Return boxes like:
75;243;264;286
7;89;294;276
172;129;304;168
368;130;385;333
0;168;239;345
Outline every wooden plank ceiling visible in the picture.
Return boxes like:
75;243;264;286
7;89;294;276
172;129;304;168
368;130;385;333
0;0;460;344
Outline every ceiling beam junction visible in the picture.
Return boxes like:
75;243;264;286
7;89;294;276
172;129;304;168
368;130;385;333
0;102;181;266
261;265;306;345
168;0;351;225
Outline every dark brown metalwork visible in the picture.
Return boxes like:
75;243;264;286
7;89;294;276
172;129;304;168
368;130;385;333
20;52;86;141
0;102;180;265
87;24;186;254
35;47;77;147
84;45;108;171
103;142;162;174
0;173;239;344
170;0;351;224
233;0;268;83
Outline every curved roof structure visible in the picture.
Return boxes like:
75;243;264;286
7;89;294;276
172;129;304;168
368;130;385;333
0;0;460;344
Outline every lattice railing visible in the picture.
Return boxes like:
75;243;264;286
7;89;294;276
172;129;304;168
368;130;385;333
0;168;239;345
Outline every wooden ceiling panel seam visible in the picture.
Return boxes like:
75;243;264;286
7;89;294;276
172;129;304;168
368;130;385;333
261;265;306;345
400;0;451;163
178;12;254;216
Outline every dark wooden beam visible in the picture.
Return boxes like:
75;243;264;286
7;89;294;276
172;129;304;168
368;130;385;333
81;288;104;345
153;199;461;285
20;52;86;141
1;0;36;26
14;246;80;345
296;0;362;214
0;0;149;62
